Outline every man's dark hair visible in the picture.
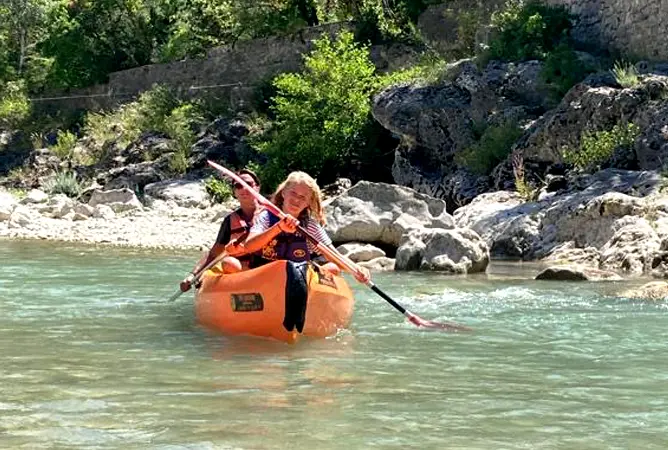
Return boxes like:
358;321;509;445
238;168;260;186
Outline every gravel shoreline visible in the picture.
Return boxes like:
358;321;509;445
0;199;231;252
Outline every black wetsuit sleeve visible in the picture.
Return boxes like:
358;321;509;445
214;215;232;246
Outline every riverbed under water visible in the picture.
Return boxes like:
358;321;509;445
1;240;667;449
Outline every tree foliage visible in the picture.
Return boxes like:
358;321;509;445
256;31;390;188
39;0;157;88
0;0;55;88
485;0;572;62
0;0;433;93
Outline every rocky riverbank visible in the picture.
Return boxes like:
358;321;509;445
4;169;668;279
5;174;668;299
0;184;228;251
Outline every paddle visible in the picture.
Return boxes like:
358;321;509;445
168;250;229;302
207;160;471;332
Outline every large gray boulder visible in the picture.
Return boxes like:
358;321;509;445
20;189;48;204
325;181;453;247
144;179;210;209
37;194;75;219
395;227;489;273
535;265;622;281
545;192;648;250
619;281;668;300
452;169;668;276
88;188;143;213
453;191;543;258
373;82;475;160
336;242;386;262
599;218;661;274
0;189;17;221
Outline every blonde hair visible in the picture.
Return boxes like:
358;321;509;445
271;171;326;225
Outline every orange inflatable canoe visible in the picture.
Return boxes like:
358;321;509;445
195;260;355;343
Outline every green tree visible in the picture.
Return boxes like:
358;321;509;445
258;31;379;187
230;0;311;40
39;0;156;88
0;0;55;88
154;0;236;61
486;0;572;62
0;8;12;82
291;0;319;26
0;80;31;129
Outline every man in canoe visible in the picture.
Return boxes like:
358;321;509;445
180;169;261;292
231;171;370;283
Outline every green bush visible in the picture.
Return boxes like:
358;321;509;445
7;187;27;199
563;122;641;170
83;85;204;168
376;53;447;87
484;0;573;62
84;86;178;151
168;149;189;175
49;130;77;160
611;60;640;88
256;31;378;188
456;122;524;175
164;103;202;150
204;176;233;203
163;103;204;174
0;81;31;129
42;171;82;198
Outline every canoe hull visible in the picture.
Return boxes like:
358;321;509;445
195;260;354;343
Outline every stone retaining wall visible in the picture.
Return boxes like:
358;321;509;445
548;0;668;61
34;22;419;116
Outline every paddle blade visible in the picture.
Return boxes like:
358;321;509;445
406;312;472;332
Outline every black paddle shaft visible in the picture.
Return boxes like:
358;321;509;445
369;283;408;315
299;225;409;316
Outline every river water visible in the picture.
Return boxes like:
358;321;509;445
1;240;667;449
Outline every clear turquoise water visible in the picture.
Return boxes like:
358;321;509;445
1;240;667;449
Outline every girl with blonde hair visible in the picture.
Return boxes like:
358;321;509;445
235;171;370;282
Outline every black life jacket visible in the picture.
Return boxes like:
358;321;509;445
251;212;310;268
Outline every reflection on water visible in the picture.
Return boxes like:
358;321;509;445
1;239;668;449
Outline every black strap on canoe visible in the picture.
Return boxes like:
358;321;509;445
283;261;309;333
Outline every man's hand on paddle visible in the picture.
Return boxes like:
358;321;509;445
180;273;196;292
224;241;244;256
